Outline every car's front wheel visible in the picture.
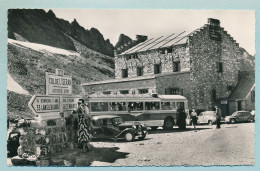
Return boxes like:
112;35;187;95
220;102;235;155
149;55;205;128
124;132;134;142
230;118;236;124
208;120;213;125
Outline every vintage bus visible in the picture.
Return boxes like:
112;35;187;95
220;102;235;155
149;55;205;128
84;94;189;130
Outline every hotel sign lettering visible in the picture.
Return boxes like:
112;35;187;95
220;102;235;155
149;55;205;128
46;69;72;95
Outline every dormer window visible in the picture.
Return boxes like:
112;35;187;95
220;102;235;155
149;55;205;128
159;49;166;54
167;48;173;53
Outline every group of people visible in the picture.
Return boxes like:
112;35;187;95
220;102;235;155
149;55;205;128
190;104;222;129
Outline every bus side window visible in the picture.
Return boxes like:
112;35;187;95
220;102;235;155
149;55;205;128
171;102;176;110
119;102;127;111
91;102;109;111
145;102;160;110
177;102;184;109
161;102;172;110
110;102;119;111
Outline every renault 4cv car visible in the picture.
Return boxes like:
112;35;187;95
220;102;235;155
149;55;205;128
225;111;255;124
91;115;147;142
197;111;217;125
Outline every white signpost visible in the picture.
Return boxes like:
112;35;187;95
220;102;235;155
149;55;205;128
29;69;81;119
46;69;72;95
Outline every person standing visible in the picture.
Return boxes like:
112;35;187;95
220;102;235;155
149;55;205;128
191;109;197;129
215;105;222;129
177;105;186;130
76;99;93;152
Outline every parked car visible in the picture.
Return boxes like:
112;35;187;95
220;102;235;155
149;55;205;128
225;111;255;124
91;115;147;142
7;131;21;157
197;111;217;125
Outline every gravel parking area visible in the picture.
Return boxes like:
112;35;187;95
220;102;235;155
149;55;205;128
90;123;255;166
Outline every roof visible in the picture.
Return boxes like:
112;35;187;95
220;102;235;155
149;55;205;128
119;32;190;55
118;25;207;56
228;78;255;100
92;115;120;120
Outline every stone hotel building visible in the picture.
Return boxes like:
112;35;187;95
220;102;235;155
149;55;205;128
82;18;255;115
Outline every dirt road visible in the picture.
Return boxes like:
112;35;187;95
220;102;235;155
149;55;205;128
90;123;255;166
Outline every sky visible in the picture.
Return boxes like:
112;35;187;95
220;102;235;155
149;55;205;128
50;9;255;55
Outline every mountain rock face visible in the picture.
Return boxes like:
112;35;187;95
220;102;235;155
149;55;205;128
115;34;133;49
114;34;148;55
8;9;114;57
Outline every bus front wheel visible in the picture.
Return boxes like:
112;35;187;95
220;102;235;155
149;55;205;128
163;118;174;130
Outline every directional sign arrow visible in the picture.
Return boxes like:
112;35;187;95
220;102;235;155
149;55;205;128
28;95;61;115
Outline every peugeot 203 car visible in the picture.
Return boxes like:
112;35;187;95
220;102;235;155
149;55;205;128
91;115;147;142
225;111;255;124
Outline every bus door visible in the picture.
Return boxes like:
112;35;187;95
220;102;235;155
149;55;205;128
143;101;161;126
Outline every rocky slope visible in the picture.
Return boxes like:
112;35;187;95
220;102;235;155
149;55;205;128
8;9;114;57
7;39;114;118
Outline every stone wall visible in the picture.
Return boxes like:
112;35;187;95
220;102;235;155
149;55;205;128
189;24;240;110
155;72;192;108
115;44;190;79
17;116;77;165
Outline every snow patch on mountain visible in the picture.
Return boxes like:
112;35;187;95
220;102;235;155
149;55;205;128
7;73;30;95
8;39;80;56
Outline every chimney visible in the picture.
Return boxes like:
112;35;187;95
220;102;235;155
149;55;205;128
208;18;220;27
136;35;148;43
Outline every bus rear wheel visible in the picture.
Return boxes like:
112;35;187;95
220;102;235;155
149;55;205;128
163;118;174;130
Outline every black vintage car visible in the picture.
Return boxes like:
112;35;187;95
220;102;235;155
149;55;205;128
91;115;147;142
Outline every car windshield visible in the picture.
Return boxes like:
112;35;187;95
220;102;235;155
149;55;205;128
232;112;238;116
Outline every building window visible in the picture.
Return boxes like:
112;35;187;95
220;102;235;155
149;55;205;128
251;90;255;103
120;90;129;94
165;88;183;95
217;62;223;73
212;90;217;100
227;85;233;91
137;67;143;76
173;61;180;72
138;89;148;94
121;69;128;78
154;63;162;74
103;91;111;95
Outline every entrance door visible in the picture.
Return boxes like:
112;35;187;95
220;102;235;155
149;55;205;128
237;101;242;111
